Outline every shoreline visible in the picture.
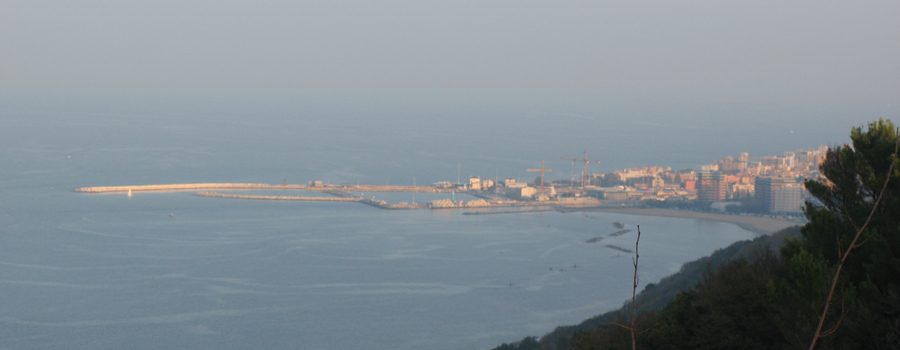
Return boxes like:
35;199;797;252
74;184;802;234
586;207;801;235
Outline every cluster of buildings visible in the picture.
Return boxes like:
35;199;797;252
587;146;829;214
449;176;555;201
439;146;828;215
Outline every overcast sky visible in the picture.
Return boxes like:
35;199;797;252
2;1;898;120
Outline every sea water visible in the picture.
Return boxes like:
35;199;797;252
1;111;777;349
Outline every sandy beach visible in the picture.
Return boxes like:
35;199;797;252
588;208;802;235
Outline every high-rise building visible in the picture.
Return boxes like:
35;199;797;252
783;152;795;168
756;177;804;214
737;152;749;171
698;172;727;201
721;156;734;171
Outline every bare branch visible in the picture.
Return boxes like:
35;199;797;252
610;322;633;331
835;235;843;260
794;334;806;350
629;225;642;350
819;301;849;337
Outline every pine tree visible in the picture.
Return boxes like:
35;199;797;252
791;119;900;349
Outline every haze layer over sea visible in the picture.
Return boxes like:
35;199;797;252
0;109;850;349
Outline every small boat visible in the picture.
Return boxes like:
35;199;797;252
127;189;132;197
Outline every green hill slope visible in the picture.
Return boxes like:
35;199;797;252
493;226;801;350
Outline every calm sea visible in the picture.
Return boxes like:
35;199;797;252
0;110;816;349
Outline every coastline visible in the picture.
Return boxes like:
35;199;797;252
585;207;801;235
74;184;800;235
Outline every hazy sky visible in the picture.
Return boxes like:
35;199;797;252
2;1;898;120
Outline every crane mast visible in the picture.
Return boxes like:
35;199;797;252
526;160;552;193
561;151;600;192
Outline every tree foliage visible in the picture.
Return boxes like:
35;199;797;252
795;119;900;349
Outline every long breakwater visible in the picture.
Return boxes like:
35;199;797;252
74;183;453;194
75;182;602;211
193;192;360;202
194;191;427;210
75;183;307;193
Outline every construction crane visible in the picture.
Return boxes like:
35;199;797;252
526;160;552;193
561;151;600;192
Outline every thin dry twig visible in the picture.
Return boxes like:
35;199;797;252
819;296;850;338
808;135;900;350
610;322;631;329
609;225;644;350
638;321;660;335
630;225;642;350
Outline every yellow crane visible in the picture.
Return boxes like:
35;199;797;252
561;151;600;192
527;160;552;193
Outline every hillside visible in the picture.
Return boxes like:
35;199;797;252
493;226;801;350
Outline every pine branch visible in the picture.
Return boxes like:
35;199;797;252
808;133;899;350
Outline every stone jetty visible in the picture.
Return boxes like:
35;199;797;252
75;183;307;193
193;192;359;202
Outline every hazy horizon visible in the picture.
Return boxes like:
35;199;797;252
2;2;897;125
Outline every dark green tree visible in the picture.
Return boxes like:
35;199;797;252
640;250;789;350
788;119;900;349
598;173;623;187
